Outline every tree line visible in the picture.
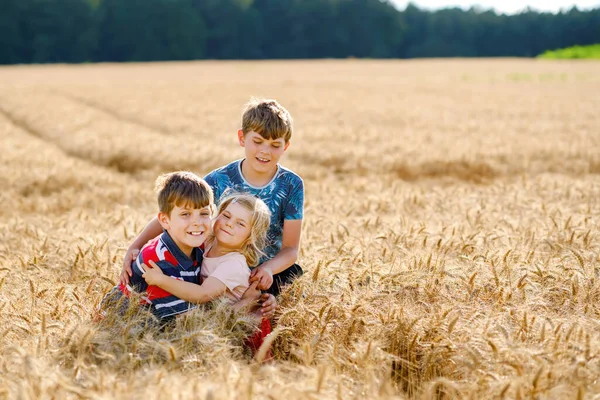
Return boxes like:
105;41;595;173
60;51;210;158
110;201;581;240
1;0;599;64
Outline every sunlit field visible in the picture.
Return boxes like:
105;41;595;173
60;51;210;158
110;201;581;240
1;59;599;399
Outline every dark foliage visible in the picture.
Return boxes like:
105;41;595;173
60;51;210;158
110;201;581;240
0;0;598;64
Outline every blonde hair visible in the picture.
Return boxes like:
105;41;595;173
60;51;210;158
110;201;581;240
241;97;293;143
154;171;214;215
214;193;271;267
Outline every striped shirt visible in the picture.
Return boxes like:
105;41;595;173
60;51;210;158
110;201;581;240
118;231;203;319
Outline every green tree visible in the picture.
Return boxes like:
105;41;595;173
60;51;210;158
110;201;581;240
96;0;206;62
6;0;96;63
0;0;26;63
192;0;263;59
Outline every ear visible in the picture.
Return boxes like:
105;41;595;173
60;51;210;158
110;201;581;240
237;129;245;147
283;141;291;151
157;212;170;230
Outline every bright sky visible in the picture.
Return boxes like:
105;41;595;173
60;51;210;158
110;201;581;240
390;0;600;14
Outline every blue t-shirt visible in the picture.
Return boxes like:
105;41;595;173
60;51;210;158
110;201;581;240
204;159;304;262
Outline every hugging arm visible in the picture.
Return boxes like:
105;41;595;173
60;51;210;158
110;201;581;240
250;177;304;291
142;260;227;304
250;219;302;290
232;281;262;312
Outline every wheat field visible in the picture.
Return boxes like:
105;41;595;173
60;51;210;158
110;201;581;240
0;59;599;399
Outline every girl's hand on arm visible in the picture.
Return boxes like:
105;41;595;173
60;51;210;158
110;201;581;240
141;260;166;286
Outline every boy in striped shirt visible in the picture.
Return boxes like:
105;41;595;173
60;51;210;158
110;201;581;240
102;171;214;320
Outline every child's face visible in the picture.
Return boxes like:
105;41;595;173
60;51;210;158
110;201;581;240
238;130;289;175
158;204;212;257
213;202;252;251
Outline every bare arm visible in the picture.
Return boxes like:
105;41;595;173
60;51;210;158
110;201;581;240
231;281;261;312
120;216;163;285
250;219;302;289
143;260;227;304
130;216;163;251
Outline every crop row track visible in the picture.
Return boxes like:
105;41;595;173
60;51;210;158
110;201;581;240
0;88;223;177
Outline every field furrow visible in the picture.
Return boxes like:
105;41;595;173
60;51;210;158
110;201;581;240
0;88;227;178
52;90;175;136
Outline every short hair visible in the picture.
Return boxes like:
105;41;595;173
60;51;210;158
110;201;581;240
154;171;214;216
242;97;293;143
216;193;271;267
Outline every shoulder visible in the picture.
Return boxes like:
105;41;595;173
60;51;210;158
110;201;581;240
275;165;304;187
139;234;177;266
204;160;241;181
139;236;162;262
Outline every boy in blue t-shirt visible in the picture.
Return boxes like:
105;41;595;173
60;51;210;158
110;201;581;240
120;97;304;302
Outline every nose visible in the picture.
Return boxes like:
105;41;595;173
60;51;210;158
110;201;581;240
259;142;270;153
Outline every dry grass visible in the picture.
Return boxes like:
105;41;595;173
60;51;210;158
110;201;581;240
0;59;599;399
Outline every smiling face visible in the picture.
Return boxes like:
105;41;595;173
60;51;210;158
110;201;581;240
158;205;212;257
239;130;290;177
213;201;253;252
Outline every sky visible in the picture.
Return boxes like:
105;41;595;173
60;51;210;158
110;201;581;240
389;0;600;14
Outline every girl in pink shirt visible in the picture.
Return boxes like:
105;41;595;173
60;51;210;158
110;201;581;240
142;192;271;310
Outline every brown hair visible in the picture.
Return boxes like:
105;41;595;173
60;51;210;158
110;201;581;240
214;192;271;267
154;171;214;215
241;97;293;142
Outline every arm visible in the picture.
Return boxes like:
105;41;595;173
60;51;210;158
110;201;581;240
231;281;261;312
250;219;302;289
143;260;227;304
251;176;304;290
120;216;163;285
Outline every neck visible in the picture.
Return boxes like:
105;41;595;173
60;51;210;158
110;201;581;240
241;159;277;187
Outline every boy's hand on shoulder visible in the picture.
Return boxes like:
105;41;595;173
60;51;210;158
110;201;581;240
141;260;165;286
119;248;139;286
250;265;273;291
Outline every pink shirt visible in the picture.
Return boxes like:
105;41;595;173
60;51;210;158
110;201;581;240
201;251;250;302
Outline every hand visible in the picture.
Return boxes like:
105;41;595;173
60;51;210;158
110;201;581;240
241;280;261;302
141;260;165;286
260;293;277;319
119;248;139;286
236;281;261;312
249;266;273;291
